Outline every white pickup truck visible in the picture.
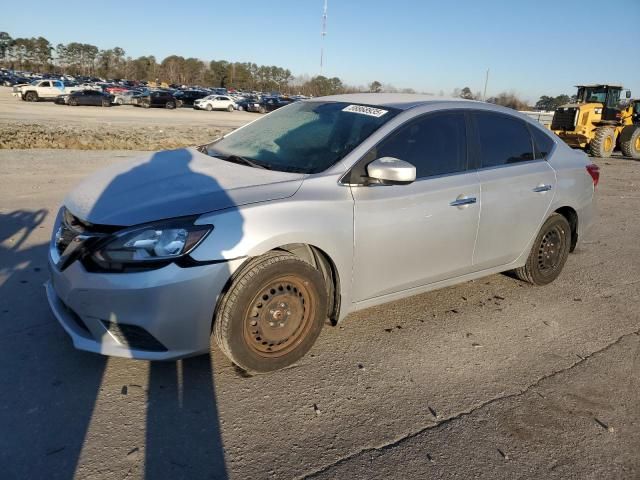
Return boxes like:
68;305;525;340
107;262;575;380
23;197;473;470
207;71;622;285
12;80;83;102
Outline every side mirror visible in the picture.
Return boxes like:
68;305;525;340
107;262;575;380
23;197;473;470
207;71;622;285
366;157;416;185
626;90;632;99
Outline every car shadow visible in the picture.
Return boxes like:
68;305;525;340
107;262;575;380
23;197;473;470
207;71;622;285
1;147;241;479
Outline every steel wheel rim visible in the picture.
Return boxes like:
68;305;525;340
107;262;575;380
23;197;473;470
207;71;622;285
243;274;315;358
604;135;613;151
635;136;640;151
537;225;565;273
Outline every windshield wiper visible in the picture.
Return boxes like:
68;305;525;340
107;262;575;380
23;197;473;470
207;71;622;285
221;154;269;170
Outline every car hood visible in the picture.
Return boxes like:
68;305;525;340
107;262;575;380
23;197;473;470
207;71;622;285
64;147;305;226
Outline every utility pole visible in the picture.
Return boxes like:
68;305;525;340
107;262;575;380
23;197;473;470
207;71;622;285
320;0;327;75
483;68;489;101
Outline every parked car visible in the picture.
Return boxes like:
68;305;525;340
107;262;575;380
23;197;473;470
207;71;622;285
193;95;236;111
174;90;210;107
133;91;177;109
113;90;139;105
260;95;295;113
13;79;83;101
235;96;263;112
46;94;597;373
1;74;30;87
62;90;114;107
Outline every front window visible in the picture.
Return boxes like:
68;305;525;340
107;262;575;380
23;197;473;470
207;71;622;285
206;101;400;174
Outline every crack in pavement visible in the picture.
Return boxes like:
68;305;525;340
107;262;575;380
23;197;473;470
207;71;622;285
300;327;640;479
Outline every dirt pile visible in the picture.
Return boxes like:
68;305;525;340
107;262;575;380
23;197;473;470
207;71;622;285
0;123;232;150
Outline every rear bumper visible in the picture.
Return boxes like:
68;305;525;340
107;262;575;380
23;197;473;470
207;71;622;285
47;249;242;361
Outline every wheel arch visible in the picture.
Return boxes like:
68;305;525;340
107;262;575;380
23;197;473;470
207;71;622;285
553;206;578;252
212;243;342;333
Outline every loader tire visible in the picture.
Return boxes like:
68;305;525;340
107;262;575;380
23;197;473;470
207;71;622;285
619;125;640;160
589;127;615;158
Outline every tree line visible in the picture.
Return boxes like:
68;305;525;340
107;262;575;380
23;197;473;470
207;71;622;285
0;31;348;96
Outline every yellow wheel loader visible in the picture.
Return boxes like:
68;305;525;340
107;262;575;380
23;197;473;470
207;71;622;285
551;84;640;159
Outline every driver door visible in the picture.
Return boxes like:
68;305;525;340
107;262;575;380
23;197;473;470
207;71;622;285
351;111;480;302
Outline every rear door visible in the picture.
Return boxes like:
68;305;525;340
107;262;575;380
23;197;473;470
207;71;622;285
351;111;480;302
471;111;556;270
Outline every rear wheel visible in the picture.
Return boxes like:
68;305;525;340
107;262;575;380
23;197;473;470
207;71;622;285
227;105;234;112
512;213;571;286
620;125;640;160
116;98;124;105
102;99;110;107
214;251;327;374
589;126;616;158
258;106;266;114
69;97;78;106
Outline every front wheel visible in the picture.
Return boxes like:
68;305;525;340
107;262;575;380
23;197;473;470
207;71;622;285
590;126;616;158
166;101;176;109
102;99;110;107
206;103;213;111
69;97;78;106
620;125;640;160
214;251;328;374
24;91;38;102
511;213;571;286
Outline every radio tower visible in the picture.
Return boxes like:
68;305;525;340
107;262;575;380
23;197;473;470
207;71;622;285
320;0;328;74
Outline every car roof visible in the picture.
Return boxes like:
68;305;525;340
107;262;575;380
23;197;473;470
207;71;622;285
312;93;478;111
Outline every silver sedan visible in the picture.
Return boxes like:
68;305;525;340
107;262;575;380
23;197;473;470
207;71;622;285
46;94;598;373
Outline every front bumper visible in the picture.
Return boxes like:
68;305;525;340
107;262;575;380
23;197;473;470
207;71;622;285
47;247;242;360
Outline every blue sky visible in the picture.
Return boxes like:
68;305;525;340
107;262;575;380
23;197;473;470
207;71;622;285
4;0;640;101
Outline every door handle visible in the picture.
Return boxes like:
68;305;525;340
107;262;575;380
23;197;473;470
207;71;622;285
533;184;553;193
449;197;477;207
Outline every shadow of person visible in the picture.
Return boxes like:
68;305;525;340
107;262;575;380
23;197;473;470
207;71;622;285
145;356;228;479
75;147;244;479
0;209;108;480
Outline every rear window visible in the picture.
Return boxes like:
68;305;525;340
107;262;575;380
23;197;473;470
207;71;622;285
475;112;534;167
530;125;556;159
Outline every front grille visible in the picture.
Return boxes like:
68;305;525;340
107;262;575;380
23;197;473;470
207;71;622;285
55;208;122;264
551;107;578;130
101;321;168;352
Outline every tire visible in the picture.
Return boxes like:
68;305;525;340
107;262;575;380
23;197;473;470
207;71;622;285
166;101;176;109
258;106;266;114
512;213;571;286
238;105;244;111
589;126;616;158
102;99;110;107
206;103;213;111
619;125;640;160
24;91;38;102
142;102;150;109
214;251;328;374
69;97;78;106
227;105;234;112
116;98;124;105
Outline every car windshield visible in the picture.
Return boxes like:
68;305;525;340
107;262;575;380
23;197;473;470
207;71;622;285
206;101;400;173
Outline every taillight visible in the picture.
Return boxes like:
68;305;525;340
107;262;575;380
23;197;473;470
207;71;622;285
586;164;600;187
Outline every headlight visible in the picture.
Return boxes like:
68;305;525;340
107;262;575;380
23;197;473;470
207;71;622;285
92;220;212;269
594;108;602;115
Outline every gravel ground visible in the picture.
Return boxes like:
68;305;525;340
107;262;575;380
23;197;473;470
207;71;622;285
0;149;638;479
0;86;254;149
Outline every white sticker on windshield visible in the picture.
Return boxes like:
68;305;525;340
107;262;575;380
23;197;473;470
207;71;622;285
342;104;388;117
